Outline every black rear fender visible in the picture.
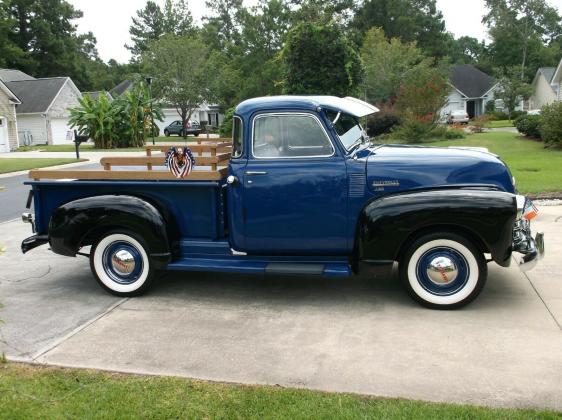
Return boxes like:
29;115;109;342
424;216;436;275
48;195;172;268
357;189;517;267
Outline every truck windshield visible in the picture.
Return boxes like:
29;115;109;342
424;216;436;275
327;111;364;151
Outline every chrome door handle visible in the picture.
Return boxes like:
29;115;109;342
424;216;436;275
245;171;268;175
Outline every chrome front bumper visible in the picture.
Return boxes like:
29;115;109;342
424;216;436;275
512;218;545;272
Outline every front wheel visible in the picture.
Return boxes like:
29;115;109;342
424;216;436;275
164;129;170;137
400;232;487;309
90;231;155;297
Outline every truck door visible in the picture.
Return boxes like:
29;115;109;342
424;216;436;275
234;112;348;255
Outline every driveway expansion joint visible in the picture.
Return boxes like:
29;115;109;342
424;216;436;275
522;268;562;332
31;297;129;362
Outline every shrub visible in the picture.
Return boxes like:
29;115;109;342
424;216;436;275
539;102;562;146
511;110;526;120
485;100;495;113
219;107;235;137
391;115;434;143
515;115;541;139
469;115;489;133
445;128;466;139
486;111;509;121
366;111;401;137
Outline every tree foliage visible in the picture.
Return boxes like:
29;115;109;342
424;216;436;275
69;79;163;149
361;27;424;103
126;0;194;61
282;21;362;96
142;35;212;128
495;66;533;119
352;0;449;57
483;0;562;80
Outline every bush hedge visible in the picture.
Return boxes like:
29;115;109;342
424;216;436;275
539;102;562;146
515;115;541;139
366;111;401;137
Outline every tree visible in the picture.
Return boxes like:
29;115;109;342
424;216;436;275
0;0;26;68
202;0;244;55
447;36;488;65
282;21;362;96
126;0;194;61
483;0;562;80
495;67;533;119
361;27;424;103
142;35;213;130
351;0;450;57
392;61;449;142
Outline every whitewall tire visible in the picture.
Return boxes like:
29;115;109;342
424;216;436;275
90;232;155;297
400;232;487;309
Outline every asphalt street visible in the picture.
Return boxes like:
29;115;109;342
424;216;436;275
1;206;561;410
0;163;99;222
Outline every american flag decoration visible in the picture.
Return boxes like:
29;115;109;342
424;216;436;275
523;200;539;221
164;146;195;179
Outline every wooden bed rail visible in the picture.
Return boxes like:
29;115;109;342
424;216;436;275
100;153;230;171
28;167;228;181
145;142;232;157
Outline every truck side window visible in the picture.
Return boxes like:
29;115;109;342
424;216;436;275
253;114;334;158
232;116;243;158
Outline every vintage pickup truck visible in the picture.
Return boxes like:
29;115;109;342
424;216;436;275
21;96;544;309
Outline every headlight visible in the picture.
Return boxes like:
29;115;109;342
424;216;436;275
512;176;516;187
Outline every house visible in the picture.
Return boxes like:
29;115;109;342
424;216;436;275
0;69;36;83
156;104;224;133
0;79;21;152
441;65;499;119
528;67;557;110
83;91;113;101
5;77;82;146
552;59;562;101
110;80;133;97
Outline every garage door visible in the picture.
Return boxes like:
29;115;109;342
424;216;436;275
50;118;73;145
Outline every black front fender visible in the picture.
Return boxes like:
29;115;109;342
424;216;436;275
357;189;517;267
49;195;171;268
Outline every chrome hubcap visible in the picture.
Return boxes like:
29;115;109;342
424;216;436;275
111;250;136;276
426;256;458;285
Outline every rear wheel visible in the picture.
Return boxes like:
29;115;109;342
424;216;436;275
90;231;155;297
399;232;487;309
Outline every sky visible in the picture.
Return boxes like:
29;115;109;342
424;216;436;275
69;0;562;64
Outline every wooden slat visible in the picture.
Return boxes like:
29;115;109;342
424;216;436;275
196;137;232;144
145;143;231;154
29;168;228;181
100;154;230;168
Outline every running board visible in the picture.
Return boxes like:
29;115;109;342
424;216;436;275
167;258;351;277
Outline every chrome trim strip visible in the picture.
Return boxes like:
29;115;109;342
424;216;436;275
251;112;336;159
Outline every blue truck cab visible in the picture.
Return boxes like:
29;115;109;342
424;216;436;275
21;96;544;309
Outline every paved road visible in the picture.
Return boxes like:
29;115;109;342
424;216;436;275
0;163;100;223
1;206;561;410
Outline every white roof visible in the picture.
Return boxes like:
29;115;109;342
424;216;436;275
311;96;379;117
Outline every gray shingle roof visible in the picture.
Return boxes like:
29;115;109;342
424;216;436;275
5;77;67;114
0;69;36;82
111;80;132;97
449;65;496;98
537;67;556;83
83;91;112;100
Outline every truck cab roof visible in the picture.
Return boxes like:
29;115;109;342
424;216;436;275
235;95;379;118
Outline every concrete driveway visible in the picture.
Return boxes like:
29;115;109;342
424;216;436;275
1;206;561;410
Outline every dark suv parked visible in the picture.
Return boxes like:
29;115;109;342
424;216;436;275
163;120;201;137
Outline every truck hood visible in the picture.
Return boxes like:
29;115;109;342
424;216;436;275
365;144;515;194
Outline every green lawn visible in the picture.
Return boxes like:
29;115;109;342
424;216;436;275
1;364;559;419
16;144;145;152
0;158;84;174
422;132;562;194
485;120;514;128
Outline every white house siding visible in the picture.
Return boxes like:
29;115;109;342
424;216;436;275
0;91;18;151
47;80;81;144
529;75;557;109
17;114;47;145
155;107;223;133
441;90;466;118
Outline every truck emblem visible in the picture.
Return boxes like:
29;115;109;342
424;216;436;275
372;180;400;188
